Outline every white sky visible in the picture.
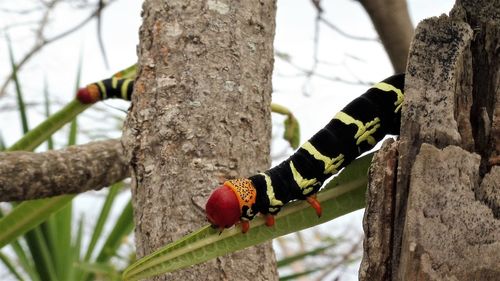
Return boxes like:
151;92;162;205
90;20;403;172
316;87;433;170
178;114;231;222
0;0;455;280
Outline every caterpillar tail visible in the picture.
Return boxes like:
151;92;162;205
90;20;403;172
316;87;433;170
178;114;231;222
76;77;134;104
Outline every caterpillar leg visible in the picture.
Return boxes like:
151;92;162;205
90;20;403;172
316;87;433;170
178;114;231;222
240;220;250;233
209;223;226;235
306;195;322;218
265;214;275;227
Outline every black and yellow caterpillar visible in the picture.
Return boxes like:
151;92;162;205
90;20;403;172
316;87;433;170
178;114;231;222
205;73;405;233
77;73;405;233
76;77;134;104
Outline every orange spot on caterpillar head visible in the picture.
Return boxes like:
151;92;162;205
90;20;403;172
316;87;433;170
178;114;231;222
205;185;241;229
76;84;100;104
224;179;257;208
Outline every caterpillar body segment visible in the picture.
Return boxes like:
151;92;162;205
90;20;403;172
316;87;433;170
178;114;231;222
205;73;405;233
76;77;134;104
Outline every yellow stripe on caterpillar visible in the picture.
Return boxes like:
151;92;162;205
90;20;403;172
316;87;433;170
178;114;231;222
111;76;119;89
97;81;107;99
373;82;404;113
121;79;132;100
334;111;380;146
260;173;284;209
289;161;317;195
301;142;345;175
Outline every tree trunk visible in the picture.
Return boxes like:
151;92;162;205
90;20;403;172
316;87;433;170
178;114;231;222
122;1;278;280
360;0;500;280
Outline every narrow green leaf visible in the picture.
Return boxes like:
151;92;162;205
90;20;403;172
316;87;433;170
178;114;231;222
77;261;119;277
0;251;25;281
122;154;373;281
0;208;40;281
0;195;74;249
95;199;134;263
69;215;85;281
7;35;29;134
0;131;6;151
86;199;134;281
68;50;84;147
84;183;122;262
283;115;300;149
50;203;73;280
7;100;90;152
112;64;137;79
276;242;337;268
24;228;59;281
279;266;327;281
43;79;54;150
271;103;300;149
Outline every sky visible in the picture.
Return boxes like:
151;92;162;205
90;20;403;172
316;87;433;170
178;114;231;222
0;0;455;280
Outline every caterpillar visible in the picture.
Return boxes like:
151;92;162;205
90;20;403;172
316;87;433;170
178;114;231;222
205;73;405;233
76;77;134;104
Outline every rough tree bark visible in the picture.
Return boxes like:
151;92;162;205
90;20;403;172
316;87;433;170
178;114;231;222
122;1;278;280
0;139;128;201
359;0;414;73
360;0;500;280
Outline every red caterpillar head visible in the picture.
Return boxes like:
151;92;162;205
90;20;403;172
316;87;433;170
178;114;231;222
205;185;240;229
205;179;257;230
76;84;101;104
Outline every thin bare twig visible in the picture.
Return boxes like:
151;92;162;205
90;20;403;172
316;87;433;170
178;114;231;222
313;236;363;281
0;6;44;15
275;53;373;86
0;0;116;97
96;0;110;68
319;16;380;42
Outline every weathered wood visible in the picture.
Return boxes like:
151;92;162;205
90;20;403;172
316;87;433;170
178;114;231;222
359;139;398;281
0;139;128;201
122;1;278;280
399;144;499;280
361;0;500;280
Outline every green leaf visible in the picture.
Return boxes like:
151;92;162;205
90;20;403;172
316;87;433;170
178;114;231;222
44;203;73;280
85;199;134;281
7;100;90;152
84;183;122;262
279;266;327;281
0;208;40;281
275;50;292;62
24;228;59;281
112;64;137;79
76;261;121;281
0;131;5;151
0;251;25;281
69;215;85;281
42;79;54;150
276;242;337;268
68;60;83;147
271;103;301;149
0;195;74;249
7;35;29;134
122;153;373;281
95;199;134;263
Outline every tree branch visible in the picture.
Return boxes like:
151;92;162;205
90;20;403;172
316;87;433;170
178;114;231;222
0;139;129;202
359;0;414;73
